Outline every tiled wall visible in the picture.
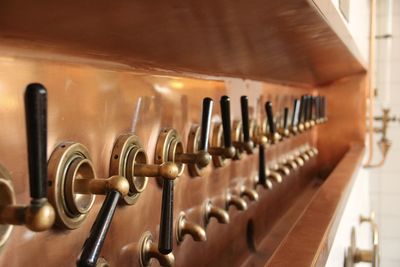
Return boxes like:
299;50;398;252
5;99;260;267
369;0;400;266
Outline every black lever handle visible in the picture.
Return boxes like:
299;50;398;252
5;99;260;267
220;96;232;148
315;96;320;121
25;83;48;200
291;99;300;127
265;101;276;134
240;96;251;143
77;190;121;267
258;144;266;186
298;95;306;124
199;97;213;151
283;107;289;130
309;96;314;122
159;179;174;254
303;95;310;123
322;96;326;119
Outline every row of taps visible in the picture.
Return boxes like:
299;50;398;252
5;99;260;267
0;83;327;267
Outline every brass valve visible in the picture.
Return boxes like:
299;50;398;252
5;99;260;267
209;96;237;167
0;84;55;249
266;168;283;183
270;162;291;176
176;212;206;244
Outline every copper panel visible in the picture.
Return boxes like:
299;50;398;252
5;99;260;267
0;0;364;86
0;53;367;266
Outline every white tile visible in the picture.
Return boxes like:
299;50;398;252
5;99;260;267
380;216;400;238
381;238;400;260
378;195;400;216
380;259;400;267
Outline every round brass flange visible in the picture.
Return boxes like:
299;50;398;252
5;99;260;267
0;164;15;249
232;120;243;160
48;142;96;229
155;128;185;176
186;125;207;177
110;134;149;205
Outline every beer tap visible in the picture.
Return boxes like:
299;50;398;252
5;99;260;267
176;211;206;244
240;96;255;154
290;98;301;135
255;144;273;189
110;132;180;257
297;95;306;132
0;84;55;235
264;101;287;181
278;107;290;138
209;96;236;167
186;98;214;176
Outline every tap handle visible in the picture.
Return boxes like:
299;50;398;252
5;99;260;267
283;107;289;130
303;95;310;123
220;96;232;148
77;190;121;267
299;95;306;124
240;96;251;143
258;144;266;186
159;179;174;254
322;96;326;118
309;96;314;121
265;101;276;134
199;97;213;151
291;98;300;126
315;96;320;120
24;83;48;200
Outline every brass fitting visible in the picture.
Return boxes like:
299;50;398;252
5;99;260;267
225;192;247;211
204;200;230;226
240;187;259;202
139;232;175;267
176;212;206;244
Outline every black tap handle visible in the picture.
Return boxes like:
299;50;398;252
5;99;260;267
309;96;314;121
291;99;300;127
303;95;309;123
258;145;266;186
298;95;306;124
283;107;289;130
24;83;48;200
315;96;320;120
240;96;251;143
322;96;326;118
220;96;232;148
199;97;213;151
265;101;276;134
77;190;120;267
159;179;174;254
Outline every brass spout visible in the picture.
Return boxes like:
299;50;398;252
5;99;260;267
226;193;247;211
176;212;206;244
266;169;283;183
204;200;230;225
240;187;259;202
272;163;290;176
139;232;175;267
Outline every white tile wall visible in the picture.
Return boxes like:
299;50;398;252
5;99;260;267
369;0;400;264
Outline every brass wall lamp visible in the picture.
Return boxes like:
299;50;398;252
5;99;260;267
208;96;236;167
0;84;55;248
175;211;207;244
